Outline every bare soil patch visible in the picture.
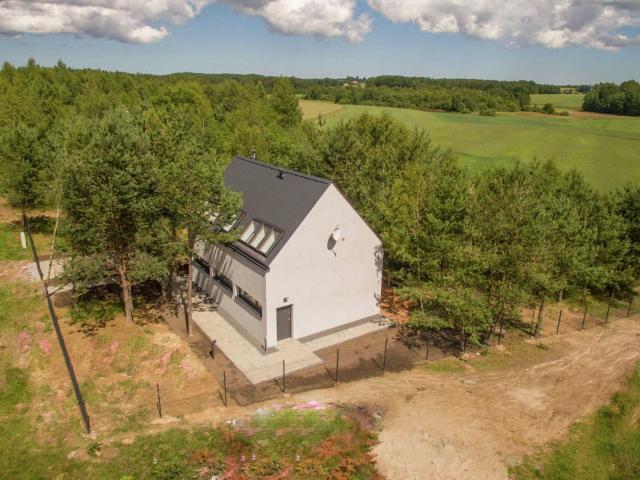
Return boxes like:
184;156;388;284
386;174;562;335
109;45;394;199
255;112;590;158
268;316;640;480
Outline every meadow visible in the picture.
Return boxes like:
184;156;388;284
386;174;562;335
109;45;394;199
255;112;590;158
531;93;585;110
302;100;640;191
299;99;344;120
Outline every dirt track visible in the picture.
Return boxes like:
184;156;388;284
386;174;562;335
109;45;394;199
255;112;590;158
329;318;640;479
190;317;640;480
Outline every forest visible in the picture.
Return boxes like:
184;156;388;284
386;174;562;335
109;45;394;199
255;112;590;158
582;80;640;116
1;59;639;350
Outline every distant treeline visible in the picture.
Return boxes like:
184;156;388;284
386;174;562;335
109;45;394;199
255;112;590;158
1;60;592;116
306;84;529;113
303;77;594;114
365;75;561;94
583;81;640;116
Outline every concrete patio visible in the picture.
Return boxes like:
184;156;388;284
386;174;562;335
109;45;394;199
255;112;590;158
188;287;392;385
302;316;393;351
192;307;323;384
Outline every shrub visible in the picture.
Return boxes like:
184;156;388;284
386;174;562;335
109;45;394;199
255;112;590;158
480;108;496;117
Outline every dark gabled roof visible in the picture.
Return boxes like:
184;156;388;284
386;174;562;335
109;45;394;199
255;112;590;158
223;156;332;269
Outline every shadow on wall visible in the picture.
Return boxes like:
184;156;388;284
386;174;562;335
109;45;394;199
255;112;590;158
206;246;236;307
326;234;337;253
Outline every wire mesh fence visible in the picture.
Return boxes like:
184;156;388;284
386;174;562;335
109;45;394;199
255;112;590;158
136;293;640;417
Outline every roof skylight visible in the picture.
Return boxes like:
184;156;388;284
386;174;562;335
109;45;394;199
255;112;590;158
239;220;283;255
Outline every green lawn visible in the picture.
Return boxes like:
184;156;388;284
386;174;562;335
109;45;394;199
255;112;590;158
0;218;61;260
317;103;640;191
0;223;30;260
531;93;585;110
511;362;640;480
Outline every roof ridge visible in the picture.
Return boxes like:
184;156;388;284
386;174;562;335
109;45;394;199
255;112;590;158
234;155;332;185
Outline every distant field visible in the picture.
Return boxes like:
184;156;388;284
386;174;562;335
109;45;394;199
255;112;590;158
531;93;585;110
299;99;344;120
301;101;640;191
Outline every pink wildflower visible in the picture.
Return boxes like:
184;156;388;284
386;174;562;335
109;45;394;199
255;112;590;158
38;339;52;354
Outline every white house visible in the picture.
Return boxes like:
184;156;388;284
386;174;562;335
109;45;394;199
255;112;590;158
192;155;383;351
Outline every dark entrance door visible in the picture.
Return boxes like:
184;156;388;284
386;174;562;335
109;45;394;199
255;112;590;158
277;305;292;341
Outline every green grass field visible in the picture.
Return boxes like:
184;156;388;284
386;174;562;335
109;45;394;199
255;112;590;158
311;103;640;191
531;93;585;110
299;99;345;120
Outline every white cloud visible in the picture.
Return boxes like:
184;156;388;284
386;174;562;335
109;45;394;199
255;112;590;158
0;0;211;43
229;0;371;42
1;0;638;48
367;0;640;50
0;0;370;44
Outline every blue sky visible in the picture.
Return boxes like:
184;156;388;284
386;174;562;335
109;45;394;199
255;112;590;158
1;2;639;84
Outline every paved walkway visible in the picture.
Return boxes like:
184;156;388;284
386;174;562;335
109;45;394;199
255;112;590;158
26;258;65;281
302;316;393;351
192;305;323;385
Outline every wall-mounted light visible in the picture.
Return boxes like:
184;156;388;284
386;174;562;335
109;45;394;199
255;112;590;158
283;297;289;303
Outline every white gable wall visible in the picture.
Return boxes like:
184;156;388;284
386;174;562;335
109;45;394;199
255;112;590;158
265;184;382;346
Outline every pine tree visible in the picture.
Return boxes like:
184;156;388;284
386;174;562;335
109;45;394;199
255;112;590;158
62;106;167;322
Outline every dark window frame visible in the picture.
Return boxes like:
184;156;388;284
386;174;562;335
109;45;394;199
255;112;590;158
193;255;210;274
235;286;262;318
212;269;233;294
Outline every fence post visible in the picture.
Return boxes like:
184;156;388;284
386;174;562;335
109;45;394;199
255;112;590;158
223;371;228;407
425;331;430;361
282;360;286;392
498;320;504;345
382;338;389;372
335;349;340;384
605;303;611;325
628;298;633;318
156;383;162;418
556;309;562;335
210;339;216;359
581;304;588;330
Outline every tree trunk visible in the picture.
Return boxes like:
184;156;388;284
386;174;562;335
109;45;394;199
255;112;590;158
164;223;179;302
485;302;504;344
46;207;61;285
558;289;564;303
117;257;134;322
186;254;193;336
163;266;175;302
534;297;545;337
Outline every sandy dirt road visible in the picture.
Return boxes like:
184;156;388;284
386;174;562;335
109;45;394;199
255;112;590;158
198;317;640;480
